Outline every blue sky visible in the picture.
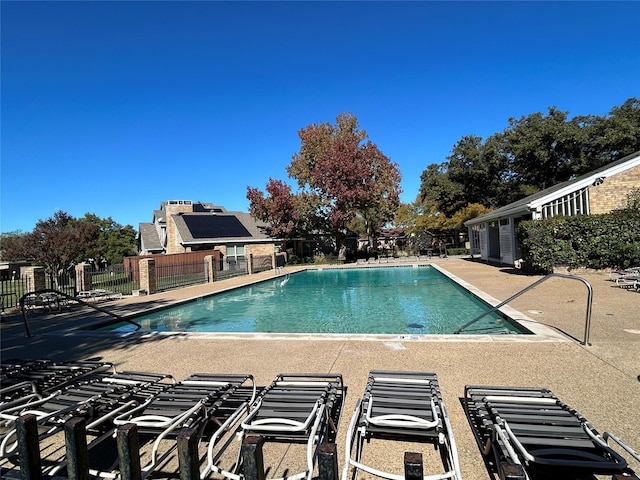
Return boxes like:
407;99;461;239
2;1;638;234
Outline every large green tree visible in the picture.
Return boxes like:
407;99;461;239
413;97;640;230
0;230;28;261
589;97;640;164
501;106;583;189
80;213;137;266
0;212;137;273
19;211;100;277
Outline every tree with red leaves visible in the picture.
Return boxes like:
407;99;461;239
248;113;401;253
247;179;300;238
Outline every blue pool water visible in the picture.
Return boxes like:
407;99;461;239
102;266;526;335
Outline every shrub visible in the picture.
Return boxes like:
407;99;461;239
517;211;640;272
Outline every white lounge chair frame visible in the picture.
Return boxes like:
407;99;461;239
343;371;461;480
464;385;639;480
208;373;344;480
111;374;255;479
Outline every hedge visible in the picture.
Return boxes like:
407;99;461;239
516;211;640;272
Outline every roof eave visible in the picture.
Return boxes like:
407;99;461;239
465;205;532;226
181;238;277;246
466;153;640;226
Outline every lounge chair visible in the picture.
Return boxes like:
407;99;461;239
1;358;53;376
76;289;123;302
215;373;345;480
1;359;53;407
608;266;640;281
342;370;461;480
112;372;255;478
22;292;69;312
615;275;639;290
463;385;640;480
0;359;114;406
0;368;175;464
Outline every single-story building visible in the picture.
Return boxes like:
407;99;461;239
139;200;279;261
465;150;640;265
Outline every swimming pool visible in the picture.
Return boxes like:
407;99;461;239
101;266;528;335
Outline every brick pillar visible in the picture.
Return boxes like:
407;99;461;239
204;255;217;283
248;254;254;275
75;263;92;293
24;266;46;293
139;258;157;295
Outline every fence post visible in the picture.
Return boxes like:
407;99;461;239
75;263;92;293
204;255;217;283
177;427;200;480
64;417;90;480
241;435;265;480
16;414;42;480
24;267;46;293
117;423;142;480
248;254;254;275
318;443;339;480
404;452;423;480
139;258;157;295
272;253;277;271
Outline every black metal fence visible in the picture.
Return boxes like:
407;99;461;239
216;258;248;281
0;271;76;312
156;260;208;292
89;264;139;296
1;254;280;310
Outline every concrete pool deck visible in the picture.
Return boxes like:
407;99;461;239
1;258;639;479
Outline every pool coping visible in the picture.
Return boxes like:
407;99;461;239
75;263;569;343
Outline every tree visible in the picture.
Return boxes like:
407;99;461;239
417;163;464;218
414;97;640;226
501;106;583;190
0;231;28;261
249;112;402;252
589;97;640;163
449;203;493;227
247;179;301;238
80;214;137;266
288;113;402;251
1;212;137;278
21;211;99;278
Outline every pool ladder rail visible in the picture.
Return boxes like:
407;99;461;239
277;266;291;287
18;288;142;337
454;273;593;345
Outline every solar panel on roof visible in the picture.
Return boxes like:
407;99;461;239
182;215;251;239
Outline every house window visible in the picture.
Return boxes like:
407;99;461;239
226;244;245;261
541;187;590;219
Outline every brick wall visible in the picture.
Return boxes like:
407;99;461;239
165;204;194;254
246;243;275;257
589;164;640;214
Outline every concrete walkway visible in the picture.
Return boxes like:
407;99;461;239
1;258;639;479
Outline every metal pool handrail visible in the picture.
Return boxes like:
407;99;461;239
19;288;142;337
454;273;593;345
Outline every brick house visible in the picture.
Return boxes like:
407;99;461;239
465;150;640;265
139;200;278;262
